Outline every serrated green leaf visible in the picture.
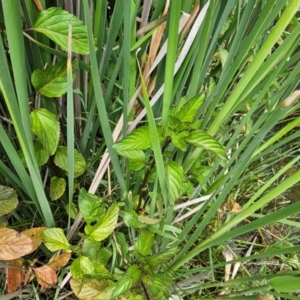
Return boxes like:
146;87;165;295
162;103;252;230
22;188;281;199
173;94;205;123
0;185;18;216
113;126;151;150
50;176;66;200
166;161;183;204
71;256;94;279
127;159;146;171
116;149;145;161
30;108;60;155
78;188;103;224
144;274;172;299
170;130;189;151
31;59;78;97
42;228;71;252
82;238;112;264
270;275;300;292
33;7;92;55
89;261;113;280
148;247;179;267
134;230;154;256
85;203;119;241
33;141;50;166
66;202;78;219
54;145;86;177
137;215;161;225
186;130;227;161
112;264;142;297
121;210;146;229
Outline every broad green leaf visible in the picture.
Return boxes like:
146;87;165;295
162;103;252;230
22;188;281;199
0;185;18;216
50;177;66;200
82;238;112;265
70;278;114;300
166;161;183;204
54;146;86;177
71;256;94;279
112;264;142;297
33;7;91;54
173;94;205;123
65;202;78;219
121;210;146;229
42;228;71;252
90;261;113;280
85;203;119;241
147;247;179;267
114;126;151;150
270;275;300;292
134;230;154;256
30;108;60;155
78;188;103;224
144;274;172;299
169;130;189;151
137;215;161;225
186;130;227;161
113;126;164;151
31;59;78;97
117;149;146;171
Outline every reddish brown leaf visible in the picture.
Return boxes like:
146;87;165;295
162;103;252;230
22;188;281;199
48;252;71;271
6;259;25;293
0;227;33;260
33;265;57;290
22;227;47;252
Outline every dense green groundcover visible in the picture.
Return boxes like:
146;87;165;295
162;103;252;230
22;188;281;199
1;0;300;299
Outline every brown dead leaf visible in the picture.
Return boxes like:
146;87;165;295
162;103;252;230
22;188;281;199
231;202;242;213
22;227;47;252
33;265;57;290
0;227;33;260
48;252;71;271
6;259;25;293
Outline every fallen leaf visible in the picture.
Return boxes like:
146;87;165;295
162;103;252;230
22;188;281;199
48;252;71;271
22;227;47;252
6;259;25;292
33;265;57;290
0;227;33;260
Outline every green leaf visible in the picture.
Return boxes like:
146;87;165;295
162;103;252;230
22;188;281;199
90;262;113;280
112;264;142;297
117;149;146;171
172;94;205;123
166;161;183;204
54;146;86;177
137;215;161;225
30;108;60;155
31;59;78;97
33;141;50;166
85;202;119;241
169;130;189;151
42;228;71;252
33;7;91;55
270;275;300;293
71;256;94;279
147;247;179;267
113;126;151;150
134;230;154;256
143;274;172;299
0;185;18;216
78;188;103;224
186;130;227;161
121;210;146;229
50;176;66;200
82;237;112;265
66;202;78;219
